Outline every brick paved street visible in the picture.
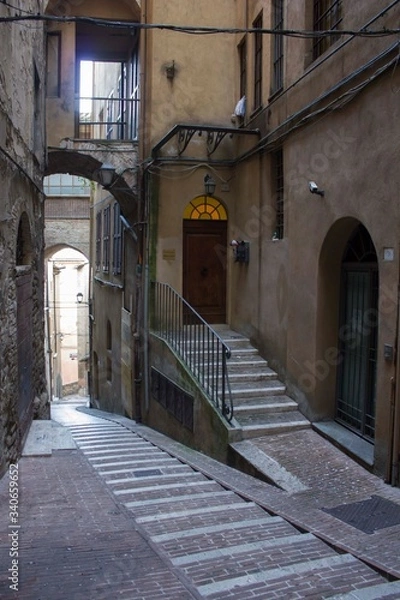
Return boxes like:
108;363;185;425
1;399;400;599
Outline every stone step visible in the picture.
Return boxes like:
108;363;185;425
233;394;297;409
194;554;385;599
114;479;226;503
147;515;299;557
109;470;206;492
234;397;299;414
236;410;310;427
239;419;311;439
177;534;340;587
228;355;269;368
229;380;286;397
329;581;400;599
127;490;247;518
225;367;278;382
137;502;267;537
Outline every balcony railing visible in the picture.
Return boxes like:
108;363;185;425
151;282;234;423
77;96;139;140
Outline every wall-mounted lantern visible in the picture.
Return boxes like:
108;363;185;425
230;240;250;264
76;292;84;304
165;60;176;80
95;163;116;189
204;174;216;196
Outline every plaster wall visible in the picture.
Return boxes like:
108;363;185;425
142;0;239;153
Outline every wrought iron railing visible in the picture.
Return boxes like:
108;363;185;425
151;282;233;422
76;96;139;140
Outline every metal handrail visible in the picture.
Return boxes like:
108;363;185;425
76;96;139;141
151;281;233;422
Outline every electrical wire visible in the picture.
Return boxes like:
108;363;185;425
0;13;399;38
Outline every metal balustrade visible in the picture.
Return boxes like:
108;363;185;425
77;96;139;140
151;281;233;422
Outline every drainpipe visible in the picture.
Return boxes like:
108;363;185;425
391;281;400;486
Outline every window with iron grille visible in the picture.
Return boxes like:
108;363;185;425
253;14;263;110
271;0;284;94
313;0;342;59
46;32;61;98
112;202;122;275
239;38;247;99
103;205;110;273
273;149;284;240
95;211;102;271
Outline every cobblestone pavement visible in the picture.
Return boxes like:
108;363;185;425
1;398;400;599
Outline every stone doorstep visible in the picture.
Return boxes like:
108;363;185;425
313;421;374;468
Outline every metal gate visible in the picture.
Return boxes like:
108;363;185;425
336;226;378;440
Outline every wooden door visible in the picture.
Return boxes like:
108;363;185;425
183;220;227;323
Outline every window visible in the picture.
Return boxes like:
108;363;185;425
112;202;122;275
239;39;247;99
46;32;61;97
106;320;112;382
103;206;111;273
129;50;140;139
95;211;102;271
253;14;263;111
272;149;284;240
271;0;284;94
313;0;342;59
44;174;91;196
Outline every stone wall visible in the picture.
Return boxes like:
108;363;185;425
0;2;48;477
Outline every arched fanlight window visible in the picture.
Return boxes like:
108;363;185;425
183;196;227;221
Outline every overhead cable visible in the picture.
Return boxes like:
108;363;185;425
0;14;399;38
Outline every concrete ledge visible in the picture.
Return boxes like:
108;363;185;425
230;440;309;494
22;420;77;456
313;421;374;467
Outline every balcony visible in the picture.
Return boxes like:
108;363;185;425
77;95;139;141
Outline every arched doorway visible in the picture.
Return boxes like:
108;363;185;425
336;224;378;440
16;213;34;436
182;195;227;323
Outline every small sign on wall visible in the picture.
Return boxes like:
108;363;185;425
163;249;176;261
383;248;395;262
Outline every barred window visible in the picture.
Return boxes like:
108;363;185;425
103;206;111;273
313;0;342;59
112;202;122;275
273;149;284;240
95;211;102;271
253;14;263;110
271;0;284;94
239;38;247;99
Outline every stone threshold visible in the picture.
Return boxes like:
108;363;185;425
312;420;374;468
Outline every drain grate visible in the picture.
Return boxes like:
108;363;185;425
323;495;400;534
133;469;163;478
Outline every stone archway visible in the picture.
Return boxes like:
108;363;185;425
16;212;34;438
315;217;361;418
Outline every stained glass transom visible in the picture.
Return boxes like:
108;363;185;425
183;196;227;221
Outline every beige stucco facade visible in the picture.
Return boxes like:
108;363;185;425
37;0;400;484
142;0;400;482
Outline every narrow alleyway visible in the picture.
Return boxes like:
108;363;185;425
1;398;400;599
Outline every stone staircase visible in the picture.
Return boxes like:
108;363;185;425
214;326;310;439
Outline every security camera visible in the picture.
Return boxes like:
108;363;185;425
309;181;324;196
